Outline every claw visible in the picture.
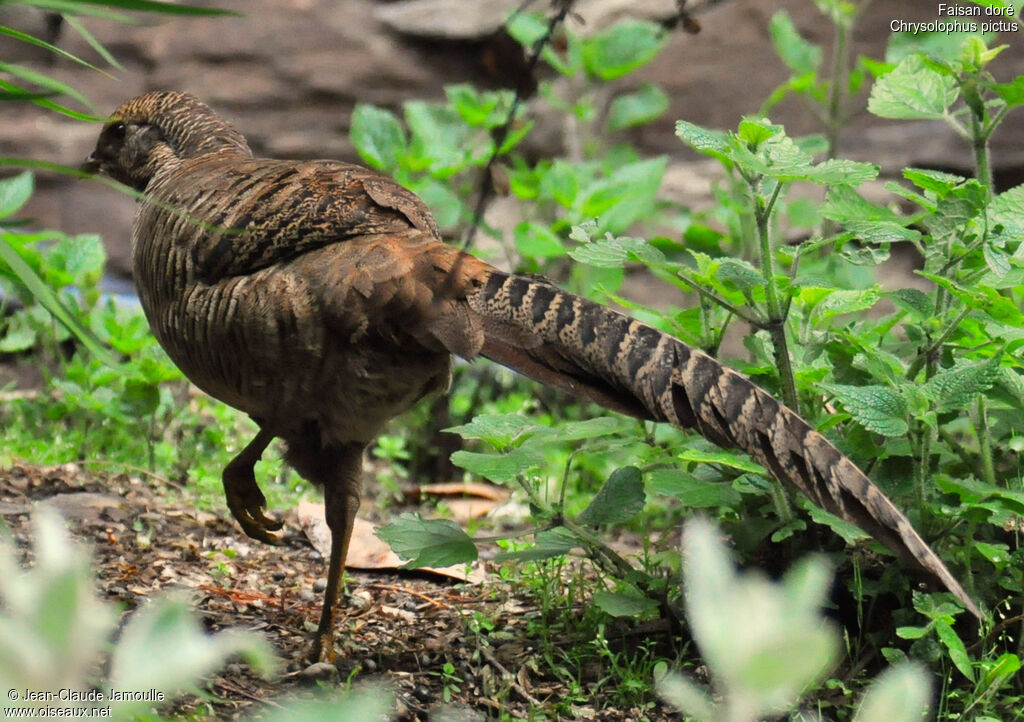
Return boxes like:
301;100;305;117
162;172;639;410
222;428;282;544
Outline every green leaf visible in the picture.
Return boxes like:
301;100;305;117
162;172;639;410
815;287;880;319
921;357;1000;412
992;76;1024;107
983;243;1011;277
63;15;124;71
50;234;106;287
539;160;581;208
895;625;929;640
578;156;667;234
446;84;515;128
514;222;565;259
716;258;763;291
677;447;766;474
803;503;869;545
903;167;965;197
675;120;729;156
413;177;461;229
349;104;406;171
450;446;545;484
582;20;665;81
375;513;477;568
657;672;716;720
976;653;1021;700
738;117;778;147
888;288;932;318
729;122;877;186
570;232;666;269
444;413;543;448
494;527;576;562
801;158;878;186
926;181;987;241
853;664;931;722
868;54;958;120
578;466;645;526
259;685;395;722
647;469;742;508
988;183;1024;237
0;171;33;218
821;184;906;224
608;83;669;131
0;318;37;353
404;101;468;176
593;589;659;617
0;61;93;110
934;619;974;682
545;416;628;442
22;0;239;15
683;518;840;716
110;595;273;713
123;378;159;415
0;25;106;74
0;233;116;365
769;11;822;76
820;383;908;436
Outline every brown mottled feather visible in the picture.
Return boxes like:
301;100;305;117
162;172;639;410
85;92;981;659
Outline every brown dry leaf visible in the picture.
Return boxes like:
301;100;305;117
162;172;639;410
439;498;500;523
421;481;509;502
297;500;487;584
421;481;510;522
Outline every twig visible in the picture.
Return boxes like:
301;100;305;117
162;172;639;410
212;677;282;709
362;582;450;609
966;613;1024;655
78;458;184;489
461;0;579;250
479;641;545;707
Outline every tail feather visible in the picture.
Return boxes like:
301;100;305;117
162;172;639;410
468;271;981;619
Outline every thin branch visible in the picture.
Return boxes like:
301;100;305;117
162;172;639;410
461;1;579;250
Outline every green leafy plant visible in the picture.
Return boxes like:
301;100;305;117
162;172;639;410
656;517;931;722
0;507;395;721
376;11;1024;718
0;507;274;718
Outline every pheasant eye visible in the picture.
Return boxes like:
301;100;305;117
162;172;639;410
108;121;126;140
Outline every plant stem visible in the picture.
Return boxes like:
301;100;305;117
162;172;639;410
905;305;971;380
754;179;799;412
673;266;763;327
824;8;851;160
911;422;931;520
974;394;997;487
562;517;637;580
969;109;994;195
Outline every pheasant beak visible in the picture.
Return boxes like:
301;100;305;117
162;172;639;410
80;153;101;175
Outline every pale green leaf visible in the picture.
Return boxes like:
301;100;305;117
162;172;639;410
820;383;908;436
375;513;477;568
868;54;958;120
350;104;406;171
608;83;669;131
578;466;645;526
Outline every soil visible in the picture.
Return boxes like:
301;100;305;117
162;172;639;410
0;462;680;721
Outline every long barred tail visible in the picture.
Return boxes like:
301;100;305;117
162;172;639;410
468;270;981;619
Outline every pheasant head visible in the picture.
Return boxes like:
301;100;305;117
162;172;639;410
82;90;252;190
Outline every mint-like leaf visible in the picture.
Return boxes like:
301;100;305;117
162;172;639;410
820;383;909;436
578;466;645;526
349;104;406;171
376;513;477;569
868;54;958;120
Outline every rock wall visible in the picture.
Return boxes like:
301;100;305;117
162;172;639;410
2;0;1022;278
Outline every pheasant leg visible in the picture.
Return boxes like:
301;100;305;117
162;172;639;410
310;443;364;663
222;426;283;544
